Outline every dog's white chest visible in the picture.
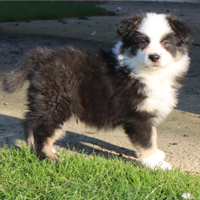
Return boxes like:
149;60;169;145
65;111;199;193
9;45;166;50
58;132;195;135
136;72;177;123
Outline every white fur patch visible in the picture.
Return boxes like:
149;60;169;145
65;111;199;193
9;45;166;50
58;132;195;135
134;55;189;124
141;149;172;170
136;54;189;122
137;13;172;42
112;41;124;69
137;14;173;69
52;148;56;153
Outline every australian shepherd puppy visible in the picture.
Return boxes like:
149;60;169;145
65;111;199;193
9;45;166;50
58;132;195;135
2;13;191;170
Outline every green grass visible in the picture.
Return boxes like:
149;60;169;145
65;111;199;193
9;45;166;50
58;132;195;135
0;146;200;199
0;1;115;23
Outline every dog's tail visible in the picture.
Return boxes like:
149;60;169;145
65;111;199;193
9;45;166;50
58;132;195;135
2;57;32;93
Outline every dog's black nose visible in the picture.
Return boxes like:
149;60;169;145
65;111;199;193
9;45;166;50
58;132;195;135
148;54;160;62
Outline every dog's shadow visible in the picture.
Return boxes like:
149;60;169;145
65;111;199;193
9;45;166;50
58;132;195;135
0;114;24;149
0;114;137;163
56;130;137;162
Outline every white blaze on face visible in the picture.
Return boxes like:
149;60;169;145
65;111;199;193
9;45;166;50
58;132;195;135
136;13;173;69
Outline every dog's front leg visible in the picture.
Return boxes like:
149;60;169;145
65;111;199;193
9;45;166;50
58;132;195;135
124;125;171;170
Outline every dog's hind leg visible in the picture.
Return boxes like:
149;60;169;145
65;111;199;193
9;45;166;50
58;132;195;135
35;127;65;162
125;125;171;170
25;113;68;161
24;119;65;159
24;87;72;161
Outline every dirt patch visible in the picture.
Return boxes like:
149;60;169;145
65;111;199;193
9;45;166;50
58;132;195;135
0;1;200;172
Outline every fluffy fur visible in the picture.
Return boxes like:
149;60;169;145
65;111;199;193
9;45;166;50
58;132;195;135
2;13;191;170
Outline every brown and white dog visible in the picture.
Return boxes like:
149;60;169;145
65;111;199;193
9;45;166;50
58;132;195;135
2;13;191;170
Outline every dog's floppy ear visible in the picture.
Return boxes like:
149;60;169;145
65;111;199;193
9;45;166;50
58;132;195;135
117;13;145;39
167;15;191;44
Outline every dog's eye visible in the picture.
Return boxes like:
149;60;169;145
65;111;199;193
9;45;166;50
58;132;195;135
139;40;149;48
161;40;170;48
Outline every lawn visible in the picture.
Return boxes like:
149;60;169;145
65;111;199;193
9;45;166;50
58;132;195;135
0;1;115;23
0;146;200;200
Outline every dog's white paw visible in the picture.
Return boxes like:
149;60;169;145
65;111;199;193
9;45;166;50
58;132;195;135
157;160;171;170
156;149;165;160
52;148;56;153
141;149;171;170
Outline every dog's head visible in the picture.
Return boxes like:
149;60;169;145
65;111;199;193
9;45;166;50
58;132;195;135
115;13;191;71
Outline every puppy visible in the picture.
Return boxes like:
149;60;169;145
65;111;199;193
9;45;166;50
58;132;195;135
2;13;191;170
